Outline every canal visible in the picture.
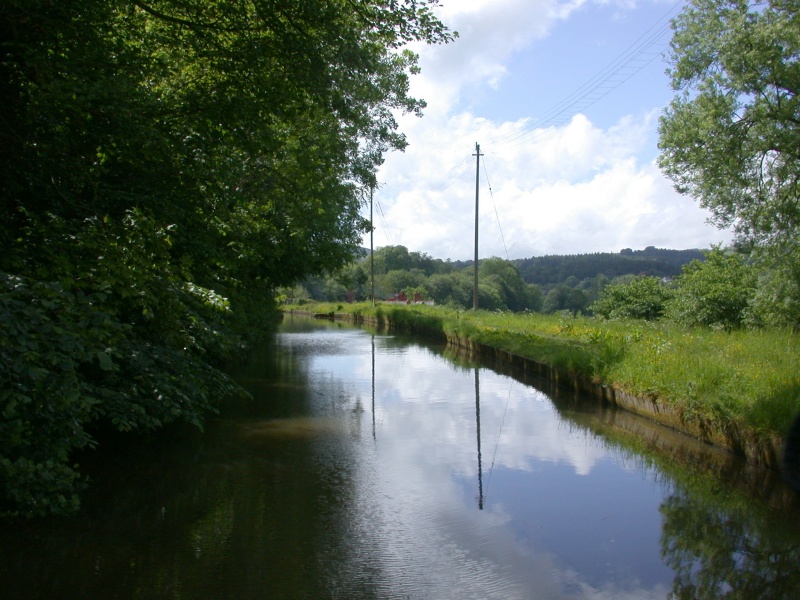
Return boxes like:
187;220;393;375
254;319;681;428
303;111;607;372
1;314;799;599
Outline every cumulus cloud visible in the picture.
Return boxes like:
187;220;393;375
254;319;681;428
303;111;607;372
366;0;733;259
375;110;729;258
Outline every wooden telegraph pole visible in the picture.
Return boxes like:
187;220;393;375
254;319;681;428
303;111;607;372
473;142;483;310
370;186;375;307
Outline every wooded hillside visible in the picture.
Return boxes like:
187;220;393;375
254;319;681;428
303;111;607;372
513;247;704;287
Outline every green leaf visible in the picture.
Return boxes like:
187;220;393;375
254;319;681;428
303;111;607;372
96;351;113;371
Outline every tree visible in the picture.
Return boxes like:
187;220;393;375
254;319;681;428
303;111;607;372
658;0;800;270
746;252;800;327
372;245;414;274
543;285;589;315
425;273;471;307
525;284;544;313
336;264;369;301
666;246;756;329
380;269;427;297
591;276;673;321
479;257;529;311
0;0;454;517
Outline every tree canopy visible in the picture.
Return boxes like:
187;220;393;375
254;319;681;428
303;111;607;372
658;0;800;260
0;0;453;517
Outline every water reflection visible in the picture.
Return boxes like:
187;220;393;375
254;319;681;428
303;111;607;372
0;315;797;599
475;367;484;510
661;489;800;599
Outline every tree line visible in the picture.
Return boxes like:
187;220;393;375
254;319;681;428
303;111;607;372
514;247;705;287
282;244;707;315
290;239;799;330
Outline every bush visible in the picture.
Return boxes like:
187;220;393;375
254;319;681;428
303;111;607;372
0;270;242;518
666;247;756;329
591;276;672;321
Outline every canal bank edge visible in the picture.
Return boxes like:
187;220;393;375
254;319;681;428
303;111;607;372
289;308;786;472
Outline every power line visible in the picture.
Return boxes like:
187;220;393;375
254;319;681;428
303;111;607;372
375;197;393;245
482;156;509;260
486;0;683;149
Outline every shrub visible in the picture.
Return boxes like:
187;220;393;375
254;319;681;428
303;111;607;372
591;276;672;321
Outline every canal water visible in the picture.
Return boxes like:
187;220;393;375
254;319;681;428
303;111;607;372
1;314;799;599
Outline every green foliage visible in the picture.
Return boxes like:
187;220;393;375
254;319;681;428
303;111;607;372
479;257;529;311
542;284;590;315
745;249;800;328
381;269;428;297
424;272;472;307
591;276;673;321
0;274;114;517
0;1;454;517
0;269;244;518
666;246;756;329
658;0;800;322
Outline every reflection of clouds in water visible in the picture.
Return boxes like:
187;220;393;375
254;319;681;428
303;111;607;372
346;397;669;599
282;330;671;598
329;339;661;598
348;423;566;599
555;568;671;600
357;345;609;478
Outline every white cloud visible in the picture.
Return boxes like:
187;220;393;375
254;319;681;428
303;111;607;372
373;110;731;258
404;0;579;116
365;0;733;259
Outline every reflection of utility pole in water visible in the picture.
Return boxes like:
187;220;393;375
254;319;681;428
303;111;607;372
371;335;376;441
475;366;484;510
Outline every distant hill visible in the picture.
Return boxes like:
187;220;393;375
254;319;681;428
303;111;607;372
512;246;705;287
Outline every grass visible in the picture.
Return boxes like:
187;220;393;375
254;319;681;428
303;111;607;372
283;302;800;440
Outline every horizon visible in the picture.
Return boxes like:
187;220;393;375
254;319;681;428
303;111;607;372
362;243;709;264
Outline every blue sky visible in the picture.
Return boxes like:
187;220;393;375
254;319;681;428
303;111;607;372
365;0;733;260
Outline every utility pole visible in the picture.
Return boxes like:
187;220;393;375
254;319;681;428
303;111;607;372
473;142;483;310
370;186;375;307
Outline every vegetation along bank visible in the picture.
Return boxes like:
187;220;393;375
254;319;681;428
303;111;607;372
290;303;800;472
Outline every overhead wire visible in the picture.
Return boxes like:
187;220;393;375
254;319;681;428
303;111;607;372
481;156;510;260
375;198;394;245
485;0;684;149
372;154;544;257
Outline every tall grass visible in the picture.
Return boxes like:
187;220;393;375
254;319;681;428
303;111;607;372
284;303;800;437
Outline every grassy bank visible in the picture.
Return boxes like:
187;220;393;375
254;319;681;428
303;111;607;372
287;303;800;446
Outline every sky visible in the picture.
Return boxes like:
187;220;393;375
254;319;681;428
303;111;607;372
363;0;734;261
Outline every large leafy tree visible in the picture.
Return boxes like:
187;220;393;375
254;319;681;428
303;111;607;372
479;257;529;311
658;0;800;269
0;0;453;517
